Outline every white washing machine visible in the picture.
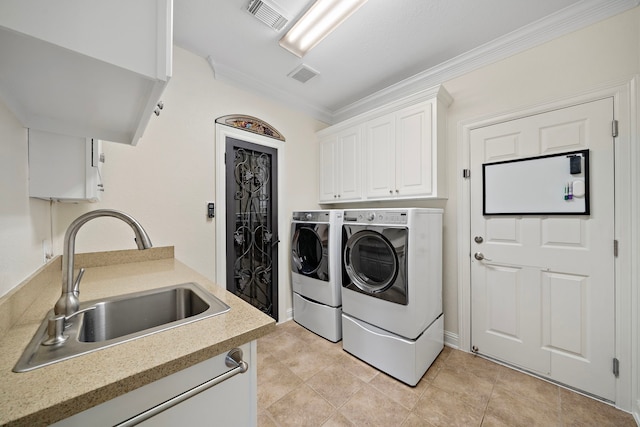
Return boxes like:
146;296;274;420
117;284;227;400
341;208;443;386
291;210;342;342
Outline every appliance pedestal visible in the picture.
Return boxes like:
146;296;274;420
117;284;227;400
342;313;443;386
293;293;342;342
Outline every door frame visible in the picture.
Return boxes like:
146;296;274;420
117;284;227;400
215;123;286;322
457;77;637;411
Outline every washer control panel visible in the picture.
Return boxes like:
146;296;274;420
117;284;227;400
292;211;330;222
343;210;408;225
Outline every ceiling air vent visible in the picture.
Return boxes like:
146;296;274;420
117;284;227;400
247;0;288;31
288;64;319;83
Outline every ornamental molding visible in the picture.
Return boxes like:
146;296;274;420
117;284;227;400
216;115;285;141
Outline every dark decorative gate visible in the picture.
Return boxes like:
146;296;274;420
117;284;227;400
225;137;279;320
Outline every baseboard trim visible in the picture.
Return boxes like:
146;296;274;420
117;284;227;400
444;330;459;349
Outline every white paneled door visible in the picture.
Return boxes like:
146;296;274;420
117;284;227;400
470;98;616;401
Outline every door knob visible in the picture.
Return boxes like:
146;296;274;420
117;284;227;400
474;252;491;261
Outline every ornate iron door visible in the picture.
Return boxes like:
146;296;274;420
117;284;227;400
225;137;278;320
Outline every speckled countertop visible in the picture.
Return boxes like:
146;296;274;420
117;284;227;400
0;247;276;426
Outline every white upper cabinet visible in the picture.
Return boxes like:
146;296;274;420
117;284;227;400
365;115;396;198
0;0;172;145
318;135;338;202
318;127;363;203
366;101;441;199
318;85;451;204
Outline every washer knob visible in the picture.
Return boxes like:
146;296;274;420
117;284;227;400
305;213;312;220
366;213;375;221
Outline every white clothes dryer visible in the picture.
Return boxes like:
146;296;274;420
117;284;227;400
341;208;443;385
291;210;342;342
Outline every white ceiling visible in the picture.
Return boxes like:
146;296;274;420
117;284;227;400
174;0;638;123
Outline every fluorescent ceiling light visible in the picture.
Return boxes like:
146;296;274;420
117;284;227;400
279;0;367;57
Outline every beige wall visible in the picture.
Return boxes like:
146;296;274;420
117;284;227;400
0;100;50;297
1;8;638;337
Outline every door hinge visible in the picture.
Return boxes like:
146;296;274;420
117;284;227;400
463;169;471;179
612;120;619;138
614;239;619;257
613;358;620;377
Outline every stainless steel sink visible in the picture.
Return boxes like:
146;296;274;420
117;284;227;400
14;282;230;372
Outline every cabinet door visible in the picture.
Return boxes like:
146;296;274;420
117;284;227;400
365;115;396;198
139;345;255;426
53;343;256;427
319;136;338;202
336;128;362;201
395;103;434;197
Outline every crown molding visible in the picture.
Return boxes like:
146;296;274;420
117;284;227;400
332;0;639;123
316;84;451;137
333;0;640;123
203;0;639;125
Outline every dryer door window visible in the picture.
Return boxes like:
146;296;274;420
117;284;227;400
344;230;398;293
291;225;329;280
343;226;408;305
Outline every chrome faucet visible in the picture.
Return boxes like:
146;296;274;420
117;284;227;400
54;209;153;317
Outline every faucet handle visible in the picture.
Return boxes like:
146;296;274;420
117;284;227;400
72;268;85;296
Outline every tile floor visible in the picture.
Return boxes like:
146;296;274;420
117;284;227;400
257;321;636;427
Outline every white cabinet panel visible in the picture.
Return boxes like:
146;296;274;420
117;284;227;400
318;136;338;202
365;115;396;198
0;0;172;146
318;127;362;203
318;86;450;204
365;102;436;199
338;128;363;201
395;103;433;196
53;342;256;426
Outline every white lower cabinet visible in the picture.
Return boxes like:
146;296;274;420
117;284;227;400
52;342;257;426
